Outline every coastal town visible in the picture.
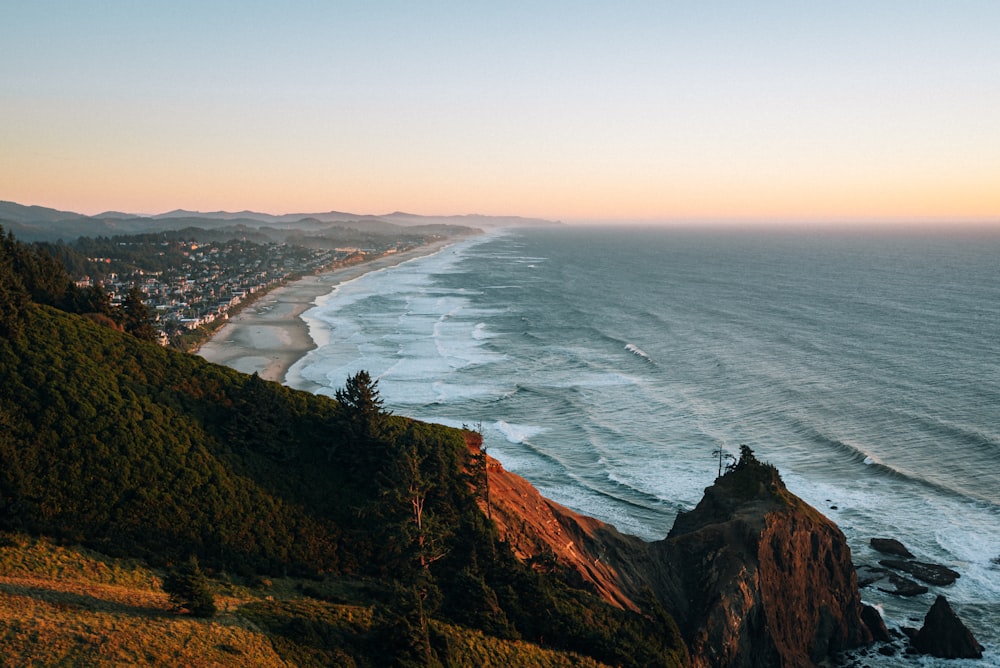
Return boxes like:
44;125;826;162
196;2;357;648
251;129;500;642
70;235;411;346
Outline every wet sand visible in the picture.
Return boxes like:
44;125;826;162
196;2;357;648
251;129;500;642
196;240;456;385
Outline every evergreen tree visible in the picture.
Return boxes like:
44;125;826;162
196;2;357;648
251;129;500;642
0;231;30;338
73;284;114;317
380;433;450;573
335;370;389;443
0;229;72;306
162;558;217;617
228;372;294;460
121;286;158;342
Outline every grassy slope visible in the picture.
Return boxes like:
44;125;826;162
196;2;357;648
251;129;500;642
0;533;285;666
0;533;608;667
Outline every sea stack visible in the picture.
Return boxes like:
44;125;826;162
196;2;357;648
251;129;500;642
651;446;884;667
912;595;983;659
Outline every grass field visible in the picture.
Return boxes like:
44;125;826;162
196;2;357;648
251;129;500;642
0;533;286;666
0;533;608;667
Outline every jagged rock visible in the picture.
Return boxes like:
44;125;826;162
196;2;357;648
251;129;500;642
862;604;891;642
879;559;960;586
855;564;888;587
877;644;898;656
876;572;928;597
870;537;914;558
912;596;983;659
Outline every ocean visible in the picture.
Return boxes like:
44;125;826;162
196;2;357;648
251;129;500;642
287;225;1000;664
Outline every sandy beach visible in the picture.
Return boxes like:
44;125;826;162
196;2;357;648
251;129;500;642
196;239;456;385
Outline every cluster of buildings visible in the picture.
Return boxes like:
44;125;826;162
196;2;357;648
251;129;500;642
77;238;366;345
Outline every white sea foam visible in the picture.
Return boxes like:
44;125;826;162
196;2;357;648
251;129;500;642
494;420;545;445
472;323;492;340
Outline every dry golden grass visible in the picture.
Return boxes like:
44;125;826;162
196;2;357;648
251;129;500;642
431;621;610;668
0;533;287;666
0;533;622;666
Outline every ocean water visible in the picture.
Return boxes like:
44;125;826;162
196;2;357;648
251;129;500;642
288;226;1000;664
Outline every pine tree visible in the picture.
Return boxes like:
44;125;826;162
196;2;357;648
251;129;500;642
121;287;158;342
162;558;217;617
0;238;30;338
335;370;389;443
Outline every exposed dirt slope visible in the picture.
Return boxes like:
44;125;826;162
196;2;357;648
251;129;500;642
478;454;649;612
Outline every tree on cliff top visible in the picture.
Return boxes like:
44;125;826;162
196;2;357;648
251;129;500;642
719;445;784;501
335;370;389;442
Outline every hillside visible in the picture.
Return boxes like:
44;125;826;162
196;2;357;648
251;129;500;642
0;233;688;666
0;200;555;243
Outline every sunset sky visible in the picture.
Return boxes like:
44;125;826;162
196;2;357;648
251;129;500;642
2;2;998;226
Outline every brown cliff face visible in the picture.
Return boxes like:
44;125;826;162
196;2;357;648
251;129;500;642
476;452;648;611
656;452;881;667
478;442;883;667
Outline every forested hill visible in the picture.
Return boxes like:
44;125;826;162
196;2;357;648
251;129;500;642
0;230;687;666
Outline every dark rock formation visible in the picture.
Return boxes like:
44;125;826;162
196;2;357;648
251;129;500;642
912;596;983;659
870;537;914;558
855;564;887;587
879;559;960;586
862;605;892;642
650;448;880;667
876;572;928;597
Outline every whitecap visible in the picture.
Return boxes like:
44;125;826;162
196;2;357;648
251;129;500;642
494;420;546;444
625;343;652;361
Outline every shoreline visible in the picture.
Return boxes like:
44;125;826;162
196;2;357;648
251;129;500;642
196;238;458;385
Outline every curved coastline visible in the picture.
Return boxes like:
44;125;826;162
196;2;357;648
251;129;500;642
196;238;458;385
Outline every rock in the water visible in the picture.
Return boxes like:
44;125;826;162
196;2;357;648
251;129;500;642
870;537;914;558
855;564;888;588
876;572;928;597
857;564;929;597
912;596;983;659
862;604;891;642
879;559;960;586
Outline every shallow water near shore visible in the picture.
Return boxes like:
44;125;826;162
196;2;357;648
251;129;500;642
289;225;1000;662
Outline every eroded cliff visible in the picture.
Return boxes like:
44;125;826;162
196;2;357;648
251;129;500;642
476;452;649;612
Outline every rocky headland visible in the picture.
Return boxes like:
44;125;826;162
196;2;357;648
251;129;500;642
479;443;983;666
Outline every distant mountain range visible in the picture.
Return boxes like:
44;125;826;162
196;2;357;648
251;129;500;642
0;200;558;243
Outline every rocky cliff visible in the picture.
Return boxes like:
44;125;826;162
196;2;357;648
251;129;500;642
481;445;885;667
653;449;884;666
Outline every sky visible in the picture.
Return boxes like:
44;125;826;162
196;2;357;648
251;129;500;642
2;1;999;226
